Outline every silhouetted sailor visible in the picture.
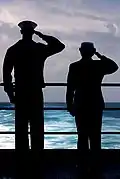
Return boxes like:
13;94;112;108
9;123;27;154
3;20;65;178
66;42;118;178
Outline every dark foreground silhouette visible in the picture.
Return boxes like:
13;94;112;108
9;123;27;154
66;42;118;178
3;20;65;179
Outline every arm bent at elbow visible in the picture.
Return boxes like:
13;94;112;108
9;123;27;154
96;52;119;74
35;31;65;56
43;35;65;55
101;56;119;74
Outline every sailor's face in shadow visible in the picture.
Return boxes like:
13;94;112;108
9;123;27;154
20;28;34;38
79;45;96;59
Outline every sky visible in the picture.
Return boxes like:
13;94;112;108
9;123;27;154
0;0;120;102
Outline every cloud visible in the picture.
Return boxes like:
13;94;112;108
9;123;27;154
0;0;110;33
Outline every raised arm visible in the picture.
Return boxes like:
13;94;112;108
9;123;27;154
66;64;75;116
34;31;65;57
3;48;15;103
95;52;118;74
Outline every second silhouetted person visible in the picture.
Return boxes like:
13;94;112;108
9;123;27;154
66;42;118;178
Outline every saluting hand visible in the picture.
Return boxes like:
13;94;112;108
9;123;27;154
10;96;15;104
34;30;43;38
67;105;75;117
95;52;102;58
7;92;15;104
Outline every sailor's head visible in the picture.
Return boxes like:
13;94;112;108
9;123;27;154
18;20;37;36
79;42;96;58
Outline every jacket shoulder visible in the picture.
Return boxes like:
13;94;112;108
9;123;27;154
69;61;80;69
6;41;21;53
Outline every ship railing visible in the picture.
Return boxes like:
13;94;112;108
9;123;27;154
0;82;119;135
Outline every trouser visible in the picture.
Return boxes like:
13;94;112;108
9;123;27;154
75;108;102;150
75;108;103;178
15;90;44;178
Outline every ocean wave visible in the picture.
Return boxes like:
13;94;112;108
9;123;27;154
0;104;119;148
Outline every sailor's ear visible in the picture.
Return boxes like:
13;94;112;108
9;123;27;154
20;29;23;34
79;47;81;52
93;48;96;53
79;47;83;54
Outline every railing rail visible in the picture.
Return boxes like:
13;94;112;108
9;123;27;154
0;107;120;110
1;82;120;86
0;82;120;135
0;131;120;135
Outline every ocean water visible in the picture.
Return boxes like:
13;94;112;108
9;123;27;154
0;102;120;149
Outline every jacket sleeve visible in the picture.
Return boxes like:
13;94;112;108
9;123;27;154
40;35;65;57
3;49;14;94
66;64;75;109
100;55;118;75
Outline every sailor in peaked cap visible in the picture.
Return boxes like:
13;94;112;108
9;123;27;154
3;19;65;163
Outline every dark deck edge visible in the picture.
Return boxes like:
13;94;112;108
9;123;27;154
0;149;119;177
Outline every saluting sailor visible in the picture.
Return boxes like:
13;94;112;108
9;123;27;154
3;20;65;152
